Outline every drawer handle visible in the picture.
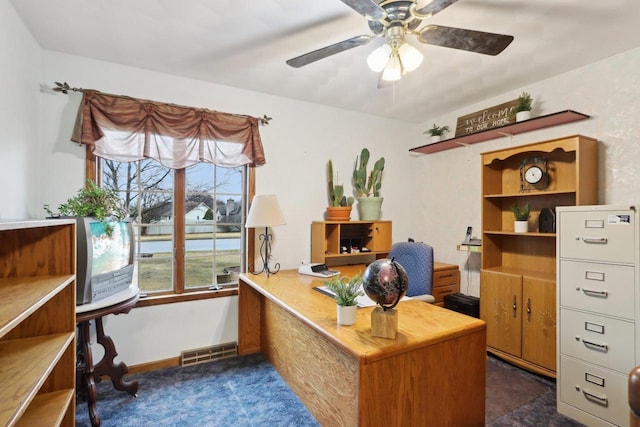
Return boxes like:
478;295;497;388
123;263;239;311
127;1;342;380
582;390;609;407
440;290;453;295
578;287;609;298
438;273;454;278
582;237;608;244
580;338;609;352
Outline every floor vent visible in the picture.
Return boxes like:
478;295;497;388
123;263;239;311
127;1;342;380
180;342;238;367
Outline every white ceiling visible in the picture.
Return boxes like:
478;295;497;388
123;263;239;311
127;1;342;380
10;0;640;123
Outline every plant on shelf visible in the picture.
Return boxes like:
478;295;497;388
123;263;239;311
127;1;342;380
44;179;128;234
352;148;385;220
515;92;533;113
326;160;354;221
353;148;385;198
424;123;450;137
327;160;354;207
510;203;531;233
514;91;533;122
323;273;363;307
510;203;531;221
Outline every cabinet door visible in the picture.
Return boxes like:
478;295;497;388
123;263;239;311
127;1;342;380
480;270;522;357
368;221;392;252
522;277;556;371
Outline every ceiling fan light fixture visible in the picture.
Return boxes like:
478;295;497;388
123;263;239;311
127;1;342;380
398;43;423;72
381;54;402;81
367;44;392;72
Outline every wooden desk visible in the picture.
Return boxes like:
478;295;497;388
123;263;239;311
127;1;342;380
238;265;486;426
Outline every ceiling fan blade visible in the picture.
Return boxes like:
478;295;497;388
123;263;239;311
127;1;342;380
418;25;514;55
339;0;386;20
286;35;373;68
413;0;460;17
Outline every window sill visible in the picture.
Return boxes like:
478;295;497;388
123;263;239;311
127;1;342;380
135;284;238;308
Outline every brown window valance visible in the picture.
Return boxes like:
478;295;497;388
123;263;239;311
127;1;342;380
71;90;266;168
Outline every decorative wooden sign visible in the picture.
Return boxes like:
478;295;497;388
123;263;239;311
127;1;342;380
455;99;519;137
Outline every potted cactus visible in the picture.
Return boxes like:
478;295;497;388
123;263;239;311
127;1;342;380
326;160;354;221
352;148;385;220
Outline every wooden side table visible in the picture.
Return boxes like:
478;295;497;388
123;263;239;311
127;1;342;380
433;262;460;306
76;286;140;427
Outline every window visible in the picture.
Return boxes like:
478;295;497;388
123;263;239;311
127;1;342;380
98;157;250;301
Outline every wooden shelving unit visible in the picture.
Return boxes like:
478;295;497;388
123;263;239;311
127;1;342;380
479;135;598;377
0;219;76;426
311;221;392;267
410;110;590;155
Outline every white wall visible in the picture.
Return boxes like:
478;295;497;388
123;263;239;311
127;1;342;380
411;47;640;297
0;0;41;219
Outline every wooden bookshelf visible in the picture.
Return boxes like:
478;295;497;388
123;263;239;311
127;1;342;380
0;220;76;426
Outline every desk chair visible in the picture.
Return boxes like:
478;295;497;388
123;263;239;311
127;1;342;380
388;242;436;303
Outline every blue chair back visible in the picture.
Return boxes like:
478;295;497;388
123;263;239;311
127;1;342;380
388;242;434;297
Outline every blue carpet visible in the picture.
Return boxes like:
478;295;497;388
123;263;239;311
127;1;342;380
76;353;319;427
76;353;583;426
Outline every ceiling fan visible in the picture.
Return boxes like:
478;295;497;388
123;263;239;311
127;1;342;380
286;0;514;82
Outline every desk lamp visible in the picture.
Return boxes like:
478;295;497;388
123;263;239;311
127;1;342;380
245;194;286;276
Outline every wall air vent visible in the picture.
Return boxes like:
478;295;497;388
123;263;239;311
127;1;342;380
180;342;237;367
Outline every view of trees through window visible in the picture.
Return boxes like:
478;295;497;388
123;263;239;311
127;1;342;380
100;158;246;295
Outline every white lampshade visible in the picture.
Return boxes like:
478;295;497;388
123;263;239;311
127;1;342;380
367;44;392;72
245;195;286;228
398;43;423;72
381;54;402;81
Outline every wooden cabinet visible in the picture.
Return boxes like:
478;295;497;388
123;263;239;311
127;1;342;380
0;220;76;426
311;221;391;266
557;205;638;427
480;135;598;377
432;262;460;306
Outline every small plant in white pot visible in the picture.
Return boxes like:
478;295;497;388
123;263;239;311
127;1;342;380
352;148;385;220
323;273;363;326
510;203;531;233
515;92;533;122
424;123;450;143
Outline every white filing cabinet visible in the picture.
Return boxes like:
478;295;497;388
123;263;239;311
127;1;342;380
557;205;639;427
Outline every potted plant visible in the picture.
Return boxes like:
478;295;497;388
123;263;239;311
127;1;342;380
326;160;354;221
515;92;533;122
352;148;385;220
510;203;530;233
424;123;450;143
44;179;128;235
323;272;363;325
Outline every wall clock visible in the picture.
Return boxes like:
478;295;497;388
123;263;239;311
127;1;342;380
520;156;549;191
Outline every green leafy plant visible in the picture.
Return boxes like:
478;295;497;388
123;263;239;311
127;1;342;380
424;123;450;137
323;273;363;306
327;160;354;207
510;203;531;221
515;91;533;113
44;179;128;234
352;148;385;198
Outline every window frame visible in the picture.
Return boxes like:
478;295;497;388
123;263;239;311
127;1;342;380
86;149;256;307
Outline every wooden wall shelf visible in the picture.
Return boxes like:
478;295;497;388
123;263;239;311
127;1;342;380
410;110;590;155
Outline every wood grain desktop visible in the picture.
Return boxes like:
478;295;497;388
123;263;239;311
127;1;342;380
238;265;487;426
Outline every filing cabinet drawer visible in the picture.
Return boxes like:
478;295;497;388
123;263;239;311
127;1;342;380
560;308;634;371
559;356;628;427
559;260;635;320
558;209;635;264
